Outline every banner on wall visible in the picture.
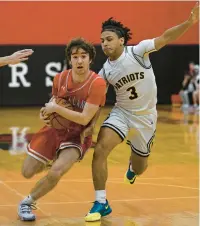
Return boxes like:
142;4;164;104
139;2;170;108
0;44;199;106
0;46;65;106
0;45;115;106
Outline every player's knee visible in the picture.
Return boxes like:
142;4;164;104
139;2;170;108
22;156;44;179
93;142;110;160
21;167;35;179
47;168;62;184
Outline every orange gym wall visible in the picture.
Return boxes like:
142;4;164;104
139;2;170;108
0;1;198;45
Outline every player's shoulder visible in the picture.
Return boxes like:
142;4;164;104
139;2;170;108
125;45;134;54
90;71;107;86
134;39;155;49
53;70;69;83
103;59;110;68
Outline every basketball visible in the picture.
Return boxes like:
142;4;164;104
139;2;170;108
43;98;74;130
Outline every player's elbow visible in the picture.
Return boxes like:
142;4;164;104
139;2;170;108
82;118;90;126
80;116;92;126
155;35;168;50
78;120;87;126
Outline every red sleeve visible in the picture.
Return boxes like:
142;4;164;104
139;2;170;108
52;73;60;96
86;77;106;106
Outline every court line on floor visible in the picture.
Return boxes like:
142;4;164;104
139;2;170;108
0;196;198;207
2;176;198;183
1;179;198;190
0;180;66;225
132;182;199;190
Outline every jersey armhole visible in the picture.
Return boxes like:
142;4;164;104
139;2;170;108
131;46;152;69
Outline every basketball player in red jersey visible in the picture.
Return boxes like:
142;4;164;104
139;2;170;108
18;38;106;221
0;49;33;67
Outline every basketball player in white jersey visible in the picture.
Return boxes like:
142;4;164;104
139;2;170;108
0;49;33;67
85;2;199;222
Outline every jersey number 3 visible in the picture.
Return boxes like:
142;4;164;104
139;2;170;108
127;86;138;100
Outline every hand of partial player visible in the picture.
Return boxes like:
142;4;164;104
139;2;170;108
80;125;94;144
188;2;199;24
8;49;34;65
40;107;51;127
44;99;58;114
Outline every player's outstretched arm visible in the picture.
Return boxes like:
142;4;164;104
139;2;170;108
154;2;199;50
0;49;34;67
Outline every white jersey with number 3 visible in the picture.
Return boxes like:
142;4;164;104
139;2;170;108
99;39;157;114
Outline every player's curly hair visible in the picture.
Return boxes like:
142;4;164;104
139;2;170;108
65;37;96;65
101;17;132;45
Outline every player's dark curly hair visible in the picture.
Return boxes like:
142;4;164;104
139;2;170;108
65;37;96;65
101;17;132;45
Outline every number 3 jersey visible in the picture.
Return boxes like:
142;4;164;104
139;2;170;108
99;39;157;114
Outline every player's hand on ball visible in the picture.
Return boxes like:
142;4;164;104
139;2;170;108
44;99;57;114
40;107;51;127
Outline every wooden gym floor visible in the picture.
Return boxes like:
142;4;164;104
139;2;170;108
0;105;199;226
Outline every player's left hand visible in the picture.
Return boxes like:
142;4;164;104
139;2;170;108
188;2;199;24
40;107;51;127
44;99;57;114
80;125;94;144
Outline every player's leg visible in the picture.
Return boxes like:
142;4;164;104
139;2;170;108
21;155;46;179
30;147;79;200
19;147;79;221
124;114;156;185
193;90;199;107
18;132;91;222
92;127;123;190
18;155;46;221
125;152;149;185
21;127;56;179
195;90;199;110
85;127;122;222
18;127;57;221
85;108;129;222
28;134;91;201
181;90;190;111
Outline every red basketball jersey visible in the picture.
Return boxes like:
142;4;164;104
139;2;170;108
52;69;106;132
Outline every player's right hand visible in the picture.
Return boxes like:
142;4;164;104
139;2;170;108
188;2;199;25
80;125;94;144
40;107;51;127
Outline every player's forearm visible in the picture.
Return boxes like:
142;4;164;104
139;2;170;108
89;108;101;128
162;20;193;44
0;56;10;67
54;105;89;126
